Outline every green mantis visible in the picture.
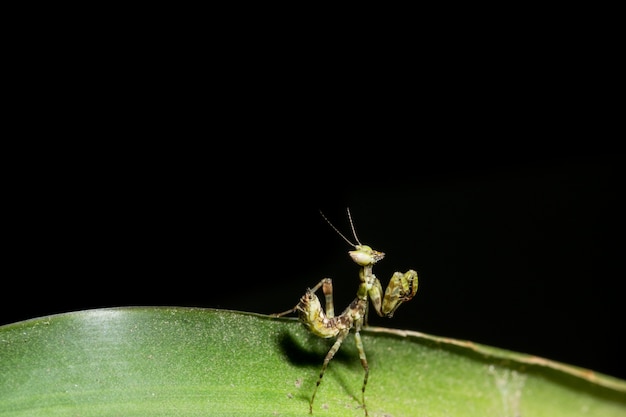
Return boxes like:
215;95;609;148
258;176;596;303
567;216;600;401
273;209;419;416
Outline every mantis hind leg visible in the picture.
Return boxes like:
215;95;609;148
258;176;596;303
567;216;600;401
310;328;349;414
272;278;335;318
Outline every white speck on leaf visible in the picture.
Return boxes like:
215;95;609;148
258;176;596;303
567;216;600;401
489;365;526;417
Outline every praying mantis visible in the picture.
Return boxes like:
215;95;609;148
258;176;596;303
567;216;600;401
273;209;419;416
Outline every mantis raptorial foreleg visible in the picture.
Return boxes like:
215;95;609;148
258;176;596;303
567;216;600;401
367;270;419;318
272;209;419;416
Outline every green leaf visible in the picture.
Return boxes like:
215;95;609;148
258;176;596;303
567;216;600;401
1;307;625;417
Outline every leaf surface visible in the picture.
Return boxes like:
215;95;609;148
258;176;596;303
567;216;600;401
1;307;625;417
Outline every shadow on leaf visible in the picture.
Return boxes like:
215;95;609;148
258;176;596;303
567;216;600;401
275;329;364;405
275;329;352;366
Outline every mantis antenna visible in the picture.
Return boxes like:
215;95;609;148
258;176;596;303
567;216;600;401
319;208;362;247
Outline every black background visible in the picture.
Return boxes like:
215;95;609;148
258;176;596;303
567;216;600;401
4;150;625;382
3;23;624;382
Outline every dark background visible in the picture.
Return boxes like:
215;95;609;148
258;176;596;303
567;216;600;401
3;19;624;382
4;151;625;382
